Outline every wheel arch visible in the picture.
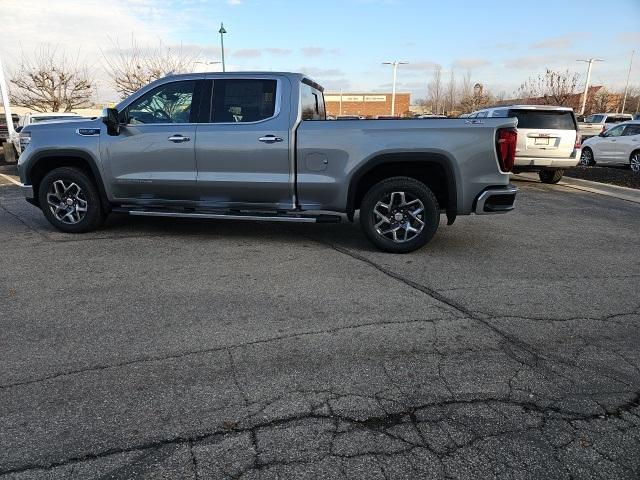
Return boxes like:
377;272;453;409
27;150;109;211
346;152;457;222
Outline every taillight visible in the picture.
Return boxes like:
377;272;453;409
496;128;517;172
575;133;581;149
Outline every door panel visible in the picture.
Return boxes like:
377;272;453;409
195;78;293;208
103;125;197;200
101;80;199;201
616;125;640;164
598;125;625;162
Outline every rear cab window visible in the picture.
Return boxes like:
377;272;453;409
507;109;576;130
300;80;326;121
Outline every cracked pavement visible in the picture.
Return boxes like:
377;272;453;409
0;177;639;479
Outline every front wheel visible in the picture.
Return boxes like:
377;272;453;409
580;148;595;166
38;167;106;233
359;176;440;253
538;169;564;184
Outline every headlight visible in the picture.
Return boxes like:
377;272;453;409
19;131;31;150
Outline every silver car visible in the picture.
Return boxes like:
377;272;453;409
469;105;581;184
580;121;640;172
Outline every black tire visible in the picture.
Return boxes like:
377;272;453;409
538;169;564;184
38;167;106;233
359;176;440;253
580;147;595;166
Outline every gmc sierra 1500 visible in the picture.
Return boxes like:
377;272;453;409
18;72;518;252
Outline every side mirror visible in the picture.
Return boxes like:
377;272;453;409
101;108;120;136
15;126;22;133
598;132;606;137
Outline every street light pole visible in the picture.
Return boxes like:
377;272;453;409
383;61;408;116
577;58;603;116
218;23;227;72
621;50;635;114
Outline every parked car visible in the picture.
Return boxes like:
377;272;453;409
17;72;518;253
579;113;634;139
0;113;19;142
580;121;640;172
16;112;86;132
469;105;581;184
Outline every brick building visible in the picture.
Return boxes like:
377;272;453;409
324;92;411;118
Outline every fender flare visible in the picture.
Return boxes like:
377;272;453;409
27;149;110;210
345;152;458;221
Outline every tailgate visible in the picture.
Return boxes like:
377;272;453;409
511;109;577;159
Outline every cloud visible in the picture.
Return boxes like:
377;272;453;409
264;48;292;56
299;67;345;77
616;32;640;43
233;49;261;58
227;0;242;5
504;55;551;69
452;58;491;70
301;47;339;57
401;61;440;71
532;33;588;49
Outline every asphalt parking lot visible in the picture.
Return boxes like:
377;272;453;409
0;173;639;479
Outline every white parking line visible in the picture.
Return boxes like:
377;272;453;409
0;173;21;186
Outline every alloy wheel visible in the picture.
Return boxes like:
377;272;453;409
631;153;640;173
373;191;426;243
580;149;593;166
46;180;88;224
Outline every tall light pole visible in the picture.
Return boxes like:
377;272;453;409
577;58;603;115
218;23;227;72
0;55;17;144
383;61;408;116
621;50;635;113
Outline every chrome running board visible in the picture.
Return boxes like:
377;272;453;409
112;207;341;223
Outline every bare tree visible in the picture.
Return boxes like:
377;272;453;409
445;70;456;114
517;69;581;106
10;47;94;112
459;70;473;100
459;82;494;113
103;37;198;99
427;66;443;114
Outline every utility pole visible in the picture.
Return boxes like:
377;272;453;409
621;50;635;114
0;54;18;162
218;23;227;72
577;58;603;115
383;61;408;116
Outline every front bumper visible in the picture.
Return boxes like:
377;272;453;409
474;185;518;215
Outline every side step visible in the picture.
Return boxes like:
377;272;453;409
112;207;341;224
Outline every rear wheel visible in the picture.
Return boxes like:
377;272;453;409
38;167;106;233
538;169;564;184
359;176;439;253
630;151;640;173
580;148;595;166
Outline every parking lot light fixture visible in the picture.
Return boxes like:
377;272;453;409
577;58;603;116
219;23;227;72
383;61;408;116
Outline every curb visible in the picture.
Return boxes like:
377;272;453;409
513;173;640;205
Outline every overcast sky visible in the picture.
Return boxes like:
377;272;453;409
0;0;638;102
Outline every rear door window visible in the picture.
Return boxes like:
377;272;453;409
209;79;277;123
509;110;576;130
301;83;325;120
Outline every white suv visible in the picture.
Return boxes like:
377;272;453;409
469;105;580;183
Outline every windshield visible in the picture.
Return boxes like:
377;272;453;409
509;109;576;130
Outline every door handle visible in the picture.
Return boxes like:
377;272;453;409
168;135;190;143
258;135;283;143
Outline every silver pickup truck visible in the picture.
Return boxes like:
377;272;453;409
17;72;517;253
